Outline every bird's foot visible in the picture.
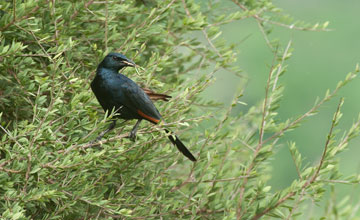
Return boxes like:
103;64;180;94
87;139;102;149
128;132;136;142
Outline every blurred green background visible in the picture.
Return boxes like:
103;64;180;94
204;0;360;214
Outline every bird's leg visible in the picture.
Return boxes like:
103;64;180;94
94;119;117;142
129;119;142;142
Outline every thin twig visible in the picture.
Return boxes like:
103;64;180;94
182;0;223;58
310;98;343;183
104;0;108;51
235;47;279;219
289;144;303;180
231;0;332;32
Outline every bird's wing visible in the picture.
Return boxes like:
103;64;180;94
142;88;172;101
120;80;162;124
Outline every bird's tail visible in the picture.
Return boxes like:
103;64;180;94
164;129;196;162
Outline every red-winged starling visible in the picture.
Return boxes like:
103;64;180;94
91;52;196;162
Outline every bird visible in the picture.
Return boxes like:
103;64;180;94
90;52;196;162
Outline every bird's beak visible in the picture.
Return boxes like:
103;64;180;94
122;59;136;67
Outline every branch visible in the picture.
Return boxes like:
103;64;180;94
0;6;40;31
251;98;344;220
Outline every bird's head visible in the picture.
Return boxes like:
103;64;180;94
100;52;136;71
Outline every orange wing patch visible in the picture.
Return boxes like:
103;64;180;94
137;110;160;124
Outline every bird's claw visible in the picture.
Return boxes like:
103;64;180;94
87;139;102;150
128;132;136;142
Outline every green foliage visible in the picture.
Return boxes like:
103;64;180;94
0;0;359;219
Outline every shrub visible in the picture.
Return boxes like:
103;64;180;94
1;0;359;219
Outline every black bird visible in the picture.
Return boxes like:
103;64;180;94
90;52;196;162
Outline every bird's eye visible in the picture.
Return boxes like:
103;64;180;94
112;56;120;61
